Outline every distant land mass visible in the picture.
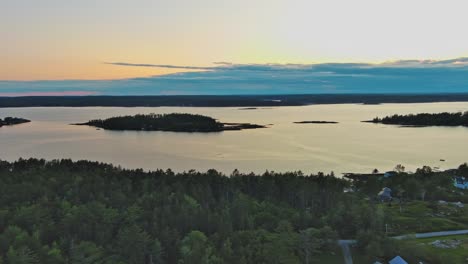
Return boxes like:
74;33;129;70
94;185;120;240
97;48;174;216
0;117;30;127
363;112;468;127
1;93;468;107
75;113;266;132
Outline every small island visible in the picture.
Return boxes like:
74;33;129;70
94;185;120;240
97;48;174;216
363;112;468;127
238;107;258;110
0;117;30;127
294;121;338;124
74;113;266;132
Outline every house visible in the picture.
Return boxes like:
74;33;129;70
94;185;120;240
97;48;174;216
378;187;392;202
454;176;468;190
384;171;398;178
389;256;408;264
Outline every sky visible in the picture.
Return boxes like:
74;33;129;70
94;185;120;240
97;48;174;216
1;0;468;95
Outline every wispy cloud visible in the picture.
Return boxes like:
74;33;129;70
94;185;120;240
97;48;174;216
0;91;97;97
2;58;468;96
381;57;468;67
104;62;216;70
106;57;468;72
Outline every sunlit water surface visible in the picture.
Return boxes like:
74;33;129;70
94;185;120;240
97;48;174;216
1;103;467;175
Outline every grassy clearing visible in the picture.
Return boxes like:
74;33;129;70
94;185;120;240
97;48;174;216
313;254;343;264
312;247;343;264
401;234;468;264
313;246;367;264
382;200;468;235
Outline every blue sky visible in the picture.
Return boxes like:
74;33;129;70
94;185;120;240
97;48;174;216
2;58;468;95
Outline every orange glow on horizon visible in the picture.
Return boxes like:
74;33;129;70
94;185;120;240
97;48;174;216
0;61;191;81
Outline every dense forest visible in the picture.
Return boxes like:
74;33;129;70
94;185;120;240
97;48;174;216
0;117;30;127
0;159;467;263
2;94;468;108
76;113;265;132
365;111;468;126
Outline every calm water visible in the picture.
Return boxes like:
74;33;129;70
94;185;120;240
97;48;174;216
1;103;467;175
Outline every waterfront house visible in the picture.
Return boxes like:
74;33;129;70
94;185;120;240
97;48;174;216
454;176;468;190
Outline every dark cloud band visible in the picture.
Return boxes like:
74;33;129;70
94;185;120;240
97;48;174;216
2;58;468;96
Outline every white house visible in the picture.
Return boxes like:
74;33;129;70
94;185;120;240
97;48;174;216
454;176;468;190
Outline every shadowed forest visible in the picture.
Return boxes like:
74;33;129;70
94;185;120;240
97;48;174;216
0;159;467;263
76;113;264;132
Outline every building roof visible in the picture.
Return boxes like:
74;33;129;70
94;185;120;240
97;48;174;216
455;176;467;182
454;176;468;189
378;187;392;197
389;256;408;264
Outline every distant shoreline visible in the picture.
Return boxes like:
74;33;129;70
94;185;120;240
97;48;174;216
1;93;468;108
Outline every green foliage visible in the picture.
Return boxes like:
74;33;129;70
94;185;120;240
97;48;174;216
179;231;220;264
0;158;466;263
69;241;105;264
116;225;151;264
0;159;351;263
299;226;338;264
6;246;38;264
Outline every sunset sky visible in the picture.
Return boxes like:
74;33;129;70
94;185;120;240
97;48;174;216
2;0;468;95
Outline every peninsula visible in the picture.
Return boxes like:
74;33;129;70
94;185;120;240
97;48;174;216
0;117;30;127
75;113;266;132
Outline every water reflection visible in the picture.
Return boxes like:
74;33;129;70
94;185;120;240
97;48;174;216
1;103;467;175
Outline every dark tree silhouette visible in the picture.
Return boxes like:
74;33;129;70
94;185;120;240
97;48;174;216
365;111;468;127
76;113;265;132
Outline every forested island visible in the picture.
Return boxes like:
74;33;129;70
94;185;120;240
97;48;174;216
0;158;467;263
0;117;30;127
294;121;339;124
364;111;468;127
75;113;265;132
